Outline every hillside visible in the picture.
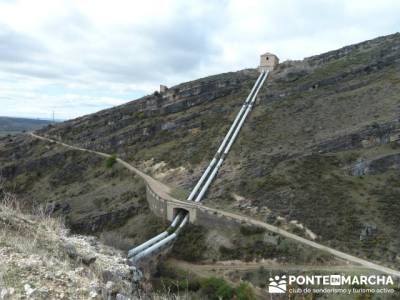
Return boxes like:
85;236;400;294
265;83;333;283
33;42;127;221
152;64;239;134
0;190;136;299
1;32;400;278
0;117;53;137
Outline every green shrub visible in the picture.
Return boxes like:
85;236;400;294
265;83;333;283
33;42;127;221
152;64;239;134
240;224;266;236
217;284;235;300
219;245;241;260
151;262;201;293
105;154;117;168
200;277;255;300
172;225;207;261
200;277;233;300
135;111;146;119
235;282;256;300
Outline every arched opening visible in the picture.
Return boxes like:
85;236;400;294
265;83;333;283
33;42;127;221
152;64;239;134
173;207;190;221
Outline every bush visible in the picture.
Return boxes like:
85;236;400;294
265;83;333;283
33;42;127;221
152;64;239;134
200;277;233;300
151;262;200;293
217;284;235;300
240;224;266;236
219;245;241;259
105;154;117;168
172;225;207;261
235;282;256;300
200;277;256;300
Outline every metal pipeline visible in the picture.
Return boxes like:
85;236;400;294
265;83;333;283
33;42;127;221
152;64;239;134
195;158;224;202
128;70;269;260
127;213;182;258
130;215;189;262
194;71;268;202
224;71;268;155
127;231;168;258
187;72;265;201
187;157;217;201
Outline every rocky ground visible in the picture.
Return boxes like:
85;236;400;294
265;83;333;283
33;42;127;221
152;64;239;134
0;189;142;300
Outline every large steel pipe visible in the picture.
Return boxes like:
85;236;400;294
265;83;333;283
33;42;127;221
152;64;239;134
188;71;265;201
129;71;269;260
127;215;182;258
194;72;268;202
130;215;189;262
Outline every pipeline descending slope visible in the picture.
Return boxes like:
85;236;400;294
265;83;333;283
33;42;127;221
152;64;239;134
128;71;269;262
28;133;400;277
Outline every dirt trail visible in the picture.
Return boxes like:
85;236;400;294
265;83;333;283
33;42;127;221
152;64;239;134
29;133;400;278
169;259;380;300
29;133;173;200
169;258;375;276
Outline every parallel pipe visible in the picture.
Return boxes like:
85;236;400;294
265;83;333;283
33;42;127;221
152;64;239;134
249;70;268;106
187;157;217;201
195;158;224;202
129;70;269;260
195;71;268;202
224;71;268;155
127;231;168;258
216;72;264;154
188;71;265;202
131;215;189;262
127;215;182;258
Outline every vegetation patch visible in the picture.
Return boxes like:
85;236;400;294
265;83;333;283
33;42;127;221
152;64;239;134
199;277;256;300
239;224;266;236
105;153;117;168
153;263;256;300
172;225;208;261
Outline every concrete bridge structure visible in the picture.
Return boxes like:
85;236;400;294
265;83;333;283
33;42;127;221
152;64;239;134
146;184;199;223
145;183;242;228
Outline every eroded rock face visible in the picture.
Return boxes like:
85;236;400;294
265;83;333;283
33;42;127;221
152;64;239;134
315;122;400;153
350;159;368;176
349;153;400;176
71;202;142;233
368;153;400;174
37;69;258;155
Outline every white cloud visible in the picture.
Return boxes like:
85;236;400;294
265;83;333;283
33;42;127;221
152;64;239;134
0;0;399;119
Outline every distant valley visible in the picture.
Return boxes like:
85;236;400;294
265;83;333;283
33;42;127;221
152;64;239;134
0;117;54;137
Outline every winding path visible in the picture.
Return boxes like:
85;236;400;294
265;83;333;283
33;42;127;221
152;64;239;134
29;132;400;278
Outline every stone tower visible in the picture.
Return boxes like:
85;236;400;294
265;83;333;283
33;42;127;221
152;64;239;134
160;84;168;93
259;52;279;72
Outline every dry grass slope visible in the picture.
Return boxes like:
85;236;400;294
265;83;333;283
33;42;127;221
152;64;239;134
0;185;134;299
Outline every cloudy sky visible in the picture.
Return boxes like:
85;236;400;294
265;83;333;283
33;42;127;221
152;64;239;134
1;0;399;120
